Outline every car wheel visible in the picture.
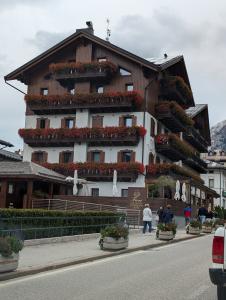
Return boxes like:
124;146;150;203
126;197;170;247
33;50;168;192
217;285;226;300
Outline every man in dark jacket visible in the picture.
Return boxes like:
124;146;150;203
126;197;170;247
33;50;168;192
198;205;207;224
163;205;174;224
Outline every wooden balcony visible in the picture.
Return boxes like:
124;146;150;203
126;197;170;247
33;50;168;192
19;127;145;147
184;155;207;173
155;134;194;162
49;61;117;86
155;101;193;132
25;92;143;115
159;76;193;106
43;162;144;182
183;127;208;153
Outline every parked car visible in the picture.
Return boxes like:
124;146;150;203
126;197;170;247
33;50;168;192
209;227;226;299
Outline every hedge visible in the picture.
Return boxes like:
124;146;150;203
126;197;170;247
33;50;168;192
0;209;125;240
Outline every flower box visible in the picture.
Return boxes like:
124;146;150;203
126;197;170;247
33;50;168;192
101;237;128;250
188;227;201;235
158;231;174;241
0;253;19;273
99;225;129;251
202;226;212;233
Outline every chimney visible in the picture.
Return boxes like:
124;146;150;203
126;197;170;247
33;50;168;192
76;21;94;35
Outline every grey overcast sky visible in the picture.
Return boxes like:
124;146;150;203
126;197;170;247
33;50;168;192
1;0;226;149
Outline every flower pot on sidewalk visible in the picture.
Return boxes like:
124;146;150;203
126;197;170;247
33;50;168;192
187;220;202;235
99;225;129;251
0;236;23;273
158;230;174;240
202;221;213;233
157;223;177;241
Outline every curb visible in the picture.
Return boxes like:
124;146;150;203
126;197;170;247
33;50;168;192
0;233;208;282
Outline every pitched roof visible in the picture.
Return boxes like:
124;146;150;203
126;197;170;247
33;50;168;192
5;30;159;81
0;149;22;161
0;139;13;148
186;104;207;118
0;161;68;183
146;55;184;70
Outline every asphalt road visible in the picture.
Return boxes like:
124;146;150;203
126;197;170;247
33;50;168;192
0;234;217;300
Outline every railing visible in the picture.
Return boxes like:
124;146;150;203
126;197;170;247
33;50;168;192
32;198;141;228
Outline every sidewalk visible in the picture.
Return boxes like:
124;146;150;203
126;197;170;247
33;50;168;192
0;229;207;281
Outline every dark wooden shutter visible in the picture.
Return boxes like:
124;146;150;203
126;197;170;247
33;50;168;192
36;118;41;129
87;151;92;162
61;118;66;129
100;151;105;163
43;151;48;163
117;151;122;163
132;115;137;126
119;116;124;126
131;151;136;162
59;152;63;163
31;152;36;162
45;119;50;129
92;116;103;128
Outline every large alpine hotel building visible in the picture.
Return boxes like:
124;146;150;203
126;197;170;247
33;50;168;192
5;23;215;205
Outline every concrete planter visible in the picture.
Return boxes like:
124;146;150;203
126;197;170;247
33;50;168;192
202;226;212;233
102;237;128;250
159;230;175;241
0;253;19;273
188;226;201;235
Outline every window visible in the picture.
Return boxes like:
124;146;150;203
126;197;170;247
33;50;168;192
209;179;214;188
32;151;46;163
209;170;214;174
92;151;101;162
156;156;161;164
150;118;156;137
40;88;48;95
124;116;133;127
126;84;134;91
119;67;131;76
122;151;131;162
92;116;103;128
91;188;99;197
96;86;104;93
40;119;46;129
65;118;74;129
68;87;75;95
121;189;128;197
8;183;14;194
98;57;107;62
62;152;73;163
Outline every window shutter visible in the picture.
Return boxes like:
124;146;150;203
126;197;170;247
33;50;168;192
117;151;122;163
36;118;41;129
45;119;50;129
61;118;66;129
132;115;137;126
43;152;48;163
59;152;63;163
131;151;136;162
119;116;124;126
31;152;36;162
92;116;103;128
87;151;92;162
100;151;105;163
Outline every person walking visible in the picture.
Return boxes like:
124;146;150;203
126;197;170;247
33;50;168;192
143;204;152;234
198;204;207;224
163;204;174;224
206;207;213;221
157;206;164;224
184;205;192;226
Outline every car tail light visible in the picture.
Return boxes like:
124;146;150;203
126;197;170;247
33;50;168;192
212;236;224;264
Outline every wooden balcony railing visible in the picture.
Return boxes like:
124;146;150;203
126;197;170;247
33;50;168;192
25;91;143;114
183;127;209;153
49;61;117;85
19;126;146;147
155;101;194;132
42;162;145;182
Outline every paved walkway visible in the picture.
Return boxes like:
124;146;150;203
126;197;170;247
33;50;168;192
18;229;202;272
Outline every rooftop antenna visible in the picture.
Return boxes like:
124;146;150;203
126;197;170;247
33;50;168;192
106;18;111;42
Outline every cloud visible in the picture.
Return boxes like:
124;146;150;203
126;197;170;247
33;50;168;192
26;30;72;51
0;0;56;11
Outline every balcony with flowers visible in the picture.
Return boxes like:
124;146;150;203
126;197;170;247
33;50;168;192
24;91;143;114
42;162;145;182
49;61;117;86
155;133;194;161
155;101;194;132
159;75;193;107
146;163;203;183
183;126;209;153
18;126;146;147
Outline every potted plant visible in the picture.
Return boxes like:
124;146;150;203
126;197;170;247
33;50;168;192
202;221;213;233
0;236;23;273
156;223;177;240
99;225;129;250
214;219;225;229
187;220;202;235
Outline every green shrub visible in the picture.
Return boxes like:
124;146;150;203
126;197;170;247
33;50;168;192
0;236;23;257
157;223;177;235
100;225;129;240
203;221;213;227
190;220;202;229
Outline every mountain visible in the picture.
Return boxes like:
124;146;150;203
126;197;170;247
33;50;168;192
211;120;226;150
